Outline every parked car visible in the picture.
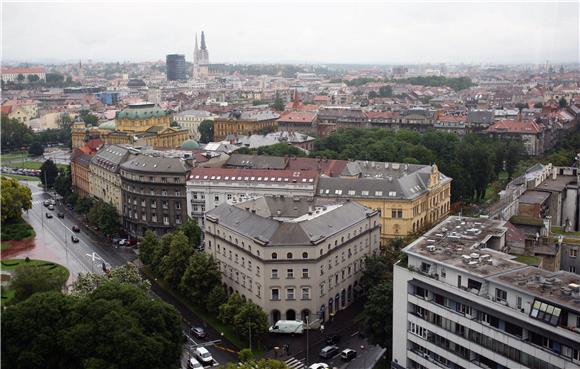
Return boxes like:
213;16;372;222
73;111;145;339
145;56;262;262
187;358;203;369
72;226;80;233
193;347;213;365
308;364;329;369
57;212;64;219
71;235;80;243
118;239;128;246
269;320;305;334
325;334;341;345
47;204;55;211
126;239;137;246
45;212;53;219
340;348;357;361
319;345;339;359
43;200;50;207
190;327;207;339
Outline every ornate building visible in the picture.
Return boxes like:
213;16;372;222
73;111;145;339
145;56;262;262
71;103;189;149
89;144;132;215
193;31;210;78
213;110;279;141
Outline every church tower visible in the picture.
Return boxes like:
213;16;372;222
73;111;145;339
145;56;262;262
193;33;200;79
198;31;210;78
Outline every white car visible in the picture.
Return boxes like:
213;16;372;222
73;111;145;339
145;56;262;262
187;357;203;369
193;347;213;365
308;364;329;369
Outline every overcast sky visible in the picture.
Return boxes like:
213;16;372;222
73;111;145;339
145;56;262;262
2;1;579;64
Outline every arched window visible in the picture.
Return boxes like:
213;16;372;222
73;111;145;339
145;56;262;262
287;252;293;259
272;252;277;259
302;252;308;259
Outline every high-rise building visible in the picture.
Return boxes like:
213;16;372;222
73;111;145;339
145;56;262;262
392;215;580;369
166;54;186;81
193;31;210;78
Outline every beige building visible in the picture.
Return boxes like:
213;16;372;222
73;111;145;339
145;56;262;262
174;109;214;140
89;145;132;215
204;196;381;324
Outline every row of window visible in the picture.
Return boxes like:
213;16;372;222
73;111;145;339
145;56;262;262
124;185;182;197
126;210;181;225
121;173;182;184
126;197;182;209
271;287;310;301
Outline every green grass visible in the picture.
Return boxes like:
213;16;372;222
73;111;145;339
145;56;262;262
1;218;36;243
142;268;244;349
514;255;540;266
0;151;29;161
0;258;70;306
552;226;580;237
1;174;40;181
5;161;67;170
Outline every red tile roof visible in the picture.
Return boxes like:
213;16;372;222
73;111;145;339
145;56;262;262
286;157;348;177
1;67;46;74
1;106;12;115
188;167;319;183
487;119;543;134
278;111;317;123
365;111;398;119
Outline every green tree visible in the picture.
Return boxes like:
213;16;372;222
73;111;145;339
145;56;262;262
199;120;214;143
27;74;40;83
72;264;151;296
54;167;72;199
28;141;44;156
178;219;202;249
272;94;285;111
151;233;173;272
224;359;288;369
237;348;255;362
378;86;393;97
559;97;568;108
505;140;524;178
79;110;99;126
206;285;228;314
39;159;59;188
359;280;393;353
233;301;269;345
1;116;34;150
180;252;221;306
16;73;25;82
256;143;306;157
159;231;192;287
10;265;67;304
218;292;244;325
0;177;32;222
360;254;391;293
75;196;94;214
87;199;121;236
139;230;160;266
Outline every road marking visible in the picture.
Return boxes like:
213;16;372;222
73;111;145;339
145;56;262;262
284;357;305;369
351;331;359;337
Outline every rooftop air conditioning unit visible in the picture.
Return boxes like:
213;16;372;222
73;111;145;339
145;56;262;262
427;245;436;252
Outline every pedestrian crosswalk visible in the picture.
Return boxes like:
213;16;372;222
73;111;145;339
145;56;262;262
284;357;306;369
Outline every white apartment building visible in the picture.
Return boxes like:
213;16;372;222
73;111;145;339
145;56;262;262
392;216;580;369
204;196;381;324
174;109;214;140
186;167;319;226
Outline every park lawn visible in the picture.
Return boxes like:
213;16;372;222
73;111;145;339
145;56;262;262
0;151;29;161
1;174;40;181
0;259;69;306
1;218;36;252
5;161;68;171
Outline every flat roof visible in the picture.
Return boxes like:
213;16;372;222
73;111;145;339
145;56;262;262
536;175;576;192
519;190;550;204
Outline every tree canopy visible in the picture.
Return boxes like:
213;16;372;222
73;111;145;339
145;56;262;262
199;120;214;143
39;159;59;188
10;265;67;304
1;177;32;222
87;199;121;236
1;116;34;150
28;141;44;157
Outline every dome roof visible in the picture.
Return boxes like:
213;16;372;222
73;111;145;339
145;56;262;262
181;139;200;150
98;120;116;130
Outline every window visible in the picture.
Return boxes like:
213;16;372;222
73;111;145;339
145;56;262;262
495;288;507;302
227;193;232;200
152;214;157;222
302;288;310;300
302;252;308;259
161;189;167;196
302;268;309;278
570;266;577;273
441;268;446;278
320;265;324;276
163;216;169;225
287;269;294;279
175;202;181;209
175;215;181;224
287;288;295;300
392;209;403;218
161;177;167;183
516;296;522;309
150;188;155;195
271;288;280;301
151;200;157;208
175;190;181;196
287;252;293;259
570;249;578;257
320;282;326;296
272;252;277;260
530;299;562;326
257;284;261;297
162;201;168;209
271;269;278;279
214;195;219;202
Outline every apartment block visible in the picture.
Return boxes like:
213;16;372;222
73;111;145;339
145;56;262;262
392;216;580;369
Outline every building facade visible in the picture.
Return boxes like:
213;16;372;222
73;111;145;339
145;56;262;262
71;149;94;198
392;216;580;369
204;197;382;324
166;54;187;81
186;167;319;226
174;109;214;140
89;145;131;215
1;67;46;83
120;154;193;237
213;111;279;141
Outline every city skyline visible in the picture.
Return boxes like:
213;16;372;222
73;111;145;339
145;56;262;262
2;1;579;65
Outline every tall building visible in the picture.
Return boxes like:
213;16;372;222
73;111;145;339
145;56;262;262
193;31;210;78
392;215;580;369
204;196;381;324
166;54;186;81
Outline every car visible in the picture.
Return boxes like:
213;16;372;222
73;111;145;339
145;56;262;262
71;235;80;243
126;238;137;246
47;204;55;211
187;358;203;369
45;212;53;219
43;200;50;207
112;237;123;245
190;327;207;339
57;212;64;219
325;334;341;345
319;345;340;359
340;348;357;361
193;347;213;365
72;226;80;233
308;364;329;369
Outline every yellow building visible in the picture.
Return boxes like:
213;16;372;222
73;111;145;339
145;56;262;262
214;110;279;141
318;162;452;244
89;144;131;215
71;103;189;149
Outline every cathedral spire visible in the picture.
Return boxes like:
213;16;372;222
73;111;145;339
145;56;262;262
200;31;207;50
194;33;199;64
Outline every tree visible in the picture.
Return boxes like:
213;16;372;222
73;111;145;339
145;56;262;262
1;178;32;222
559;97;568;108
27;74;40;83
1;116;34;150
79;110;99;126
39;159;59;188
272;95;285;111
256;143;306;157
533;102;543;109
360;254;391;293
178;219;202;249
54;167;72;199
206;285;228;314
180;252;221;306
505;140;524;178
199;120;214;143
224;359;288;369
72;264;151;296
378;86;393;97
28;141;44;157
16;73;25;82
237;348;255;362
87;199;121;236
233;301;269;345
368;90;378;99
159;231;192;287
10;265;67;304
139;230;160;266
75;196;93;214
359;280;393;354
218;292;244;325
